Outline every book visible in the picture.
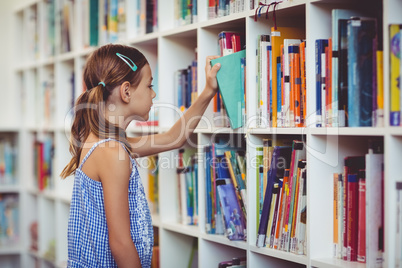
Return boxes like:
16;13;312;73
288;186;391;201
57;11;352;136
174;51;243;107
290;160;306;253
336;173;343;259
295;168;307;255
357;170;366;263
217;179;246;240
274;169;289;249
376;50;384;127
365;145;384;267
331;9;365;127
347;17;377;127
315;39;328;127
346;174;358;261
389;24;402;126
342;156;365;260
333;173;339;257
211;49;246;129
300;41;307;127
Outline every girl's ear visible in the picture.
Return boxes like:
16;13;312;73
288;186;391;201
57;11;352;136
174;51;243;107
120;81;131;104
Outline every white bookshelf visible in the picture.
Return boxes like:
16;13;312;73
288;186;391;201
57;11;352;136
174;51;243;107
2;0;401;267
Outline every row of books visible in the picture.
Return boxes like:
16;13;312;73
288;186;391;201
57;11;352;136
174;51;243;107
316;10;383;128
208;0;247;20
332;140;384;266
204;138;247;241
177;148;199;225
175;0;197;26
36;73;55;128
0;194;19;246
0;138;17;185
256;139;307;255
82;0;158;48
212;31;246;129
256;34;307;128
174;57;198;115
33;133;54;191
253;26;305;128
390;24;402;126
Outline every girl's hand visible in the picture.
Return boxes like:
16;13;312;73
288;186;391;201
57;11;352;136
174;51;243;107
205;55;221;95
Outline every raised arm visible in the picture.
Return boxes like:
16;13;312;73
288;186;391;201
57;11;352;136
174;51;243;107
128;56;221;157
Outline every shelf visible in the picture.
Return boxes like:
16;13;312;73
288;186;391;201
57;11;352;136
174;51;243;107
390;127;402;136
151;214;161;227
311;258;366;268
200;233;249;250
309;127;387;136
248;127;306;135
194;127;246;134
161;222;199;238
0;246;22;255
0;185;20;193
249;245;309;265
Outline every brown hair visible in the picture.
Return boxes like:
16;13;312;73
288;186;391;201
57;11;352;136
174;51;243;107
60;44;148;178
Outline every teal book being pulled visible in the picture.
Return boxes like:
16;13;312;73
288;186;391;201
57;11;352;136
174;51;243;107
211;50;246;129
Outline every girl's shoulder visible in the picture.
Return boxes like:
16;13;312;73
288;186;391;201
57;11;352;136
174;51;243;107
79;138;132;182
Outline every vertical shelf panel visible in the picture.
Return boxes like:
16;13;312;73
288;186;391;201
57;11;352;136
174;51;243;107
38;197;56;263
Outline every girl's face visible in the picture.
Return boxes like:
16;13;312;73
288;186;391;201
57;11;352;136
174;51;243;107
129;64;156;121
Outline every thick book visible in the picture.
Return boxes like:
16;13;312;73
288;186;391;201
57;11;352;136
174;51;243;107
346;174;359;261
365;148;384;267
217;179;246;241
347;17;377;127
211;50;246;129
331;9;365;127
342;156;365;260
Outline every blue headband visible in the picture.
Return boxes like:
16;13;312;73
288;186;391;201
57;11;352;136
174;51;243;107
116;53;138;71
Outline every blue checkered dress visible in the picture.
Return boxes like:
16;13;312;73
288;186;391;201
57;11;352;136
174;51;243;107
67;139;153;268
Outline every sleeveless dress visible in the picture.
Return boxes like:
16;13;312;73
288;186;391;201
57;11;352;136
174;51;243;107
67;139;153;268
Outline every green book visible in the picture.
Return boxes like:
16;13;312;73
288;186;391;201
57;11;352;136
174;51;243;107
211;50;246;129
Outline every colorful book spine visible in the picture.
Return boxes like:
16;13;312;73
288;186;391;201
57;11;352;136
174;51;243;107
333;173;339;257
346;174;358;262
315;39;328;127
376;50;384;126
390;24;402;126
357;170;366;263
347;17;377;127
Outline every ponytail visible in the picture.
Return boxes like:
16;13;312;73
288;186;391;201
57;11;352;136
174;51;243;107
60;85;132;179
